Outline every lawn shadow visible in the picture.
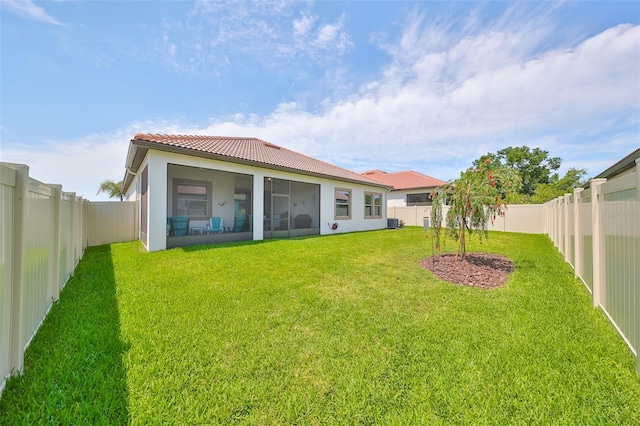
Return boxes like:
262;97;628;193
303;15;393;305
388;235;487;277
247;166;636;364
0;244;130;424
178;233;328;252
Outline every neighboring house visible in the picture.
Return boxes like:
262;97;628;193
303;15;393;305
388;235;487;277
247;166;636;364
122;134;391;251
361;169;446;207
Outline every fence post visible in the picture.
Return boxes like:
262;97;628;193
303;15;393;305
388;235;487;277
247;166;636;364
49;184;62;302
634;158;640;375
9;164;28;377
573;187;584;280
557;196;564;253
563;193;571;263
66;193;76;267
590;178;606;308
550;199;555;246
551;198;558;247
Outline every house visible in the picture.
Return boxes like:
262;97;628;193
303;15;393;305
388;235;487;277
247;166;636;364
361;169;445;207
122;134;391;251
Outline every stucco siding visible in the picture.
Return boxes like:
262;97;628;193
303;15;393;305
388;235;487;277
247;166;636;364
143;149;387;251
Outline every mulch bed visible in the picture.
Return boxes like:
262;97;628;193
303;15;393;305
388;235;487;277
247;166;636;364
420;252;514;289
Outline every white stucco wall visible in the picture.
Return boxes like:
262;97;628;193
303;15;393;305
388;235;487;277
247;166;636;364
387;191;408;207
138;149;388;251
387;189;437;207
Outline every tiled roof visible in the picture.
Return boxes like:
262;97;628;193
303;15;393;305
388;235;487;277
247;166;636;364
124;133;389;191
361;169;445;190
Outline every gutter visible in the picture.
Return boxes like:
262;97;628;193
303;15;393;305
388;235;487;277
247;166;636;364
582;148;640;190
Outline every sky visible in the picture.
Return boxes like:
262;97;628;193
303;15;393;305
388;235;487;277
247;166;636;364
1;0;639;201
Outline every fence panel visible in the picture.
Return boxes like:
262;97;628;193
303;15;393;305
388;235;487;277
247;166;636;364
600;173;638;357
387;204;545;234
59;194;74;291
73;198;83;265
0;161;143;397
87;201;138;246
21;179;55;353
545;155;639;374
566;194;575;267
387;206;430;227
580;190;593;291
0;165;16;395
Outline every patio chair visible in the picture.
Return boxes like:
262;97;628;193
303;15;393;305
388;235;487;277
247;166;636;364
233;215;246;232
204;216;223;234
293;214;312;229
272;214;281;230
171;216;189;236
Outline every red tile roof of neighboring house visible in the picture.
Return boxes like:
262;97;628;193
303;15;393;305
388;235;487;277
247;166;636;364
361;169;445;190
123;133;390;192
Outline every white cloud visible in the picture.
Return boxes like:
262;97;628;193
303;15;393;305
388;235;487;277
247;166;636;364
192;17;639;178
314;15;352;54
146;1;354;75
2;0;64;26
4;5;638;197
2;129;133;201
293;12;315;37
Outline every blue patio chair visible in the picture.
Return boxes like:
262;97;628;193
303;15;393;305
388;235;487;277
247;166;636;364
233;215;246;232
204;216;223;234
171;216;189;236
272;214;281;230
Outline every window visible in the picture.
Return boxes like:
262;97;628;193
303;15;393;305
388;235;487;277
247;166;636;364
365;192;382;218
335;188;351;219
406;192;432;206
173;179;211;219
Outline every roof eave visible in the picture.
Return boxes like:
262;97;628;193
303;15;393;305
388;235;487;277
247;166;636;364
125;138;390;190
582;148;640;190
391;185;441;191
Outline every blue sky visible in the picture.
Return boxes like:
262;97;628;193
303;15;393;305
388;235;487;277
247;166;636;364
1;0;638;200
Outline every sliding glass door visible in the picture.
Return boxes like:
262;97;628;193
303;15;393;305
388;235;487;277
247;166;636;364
264;177;319;239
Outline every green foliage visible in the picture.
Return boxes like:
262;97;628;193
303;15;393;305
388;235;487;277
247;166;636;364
0;245;129;423
1;232;639;423
531;167;587;203
474;147;587;203
431;157;521;260
97;179;124;201
474;146;560;197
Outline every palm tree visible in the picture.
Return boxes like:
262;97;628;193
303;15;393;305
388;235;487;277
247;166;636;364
97;180;124;201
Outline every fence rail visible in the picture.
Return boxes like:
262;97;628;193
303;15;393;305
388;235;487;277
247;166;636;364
0;162;138;396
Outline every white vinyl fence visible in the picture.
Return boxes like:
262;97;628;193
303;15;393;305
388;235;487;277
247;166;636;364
546;157;639;375
387;204;547;234
0;162;138;397
1;153;637;395
389;159;638;374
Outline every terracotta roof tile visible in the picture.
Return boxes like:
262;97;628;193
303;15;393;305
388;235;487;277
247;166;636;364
131;133;388;187
361;169;445;190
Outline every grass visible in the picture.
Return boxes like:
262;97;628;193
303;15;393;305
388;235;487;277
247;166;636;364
1;228;639;424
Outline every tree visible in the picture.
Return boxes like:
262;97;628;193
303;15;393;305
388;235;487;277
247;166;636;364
97;180;124;201
531;167;586;203
431;158;521;261
473;146;560;198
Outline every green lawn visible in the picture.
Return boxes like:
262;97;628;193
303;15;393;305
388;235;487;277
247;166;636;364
1;228;639;424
